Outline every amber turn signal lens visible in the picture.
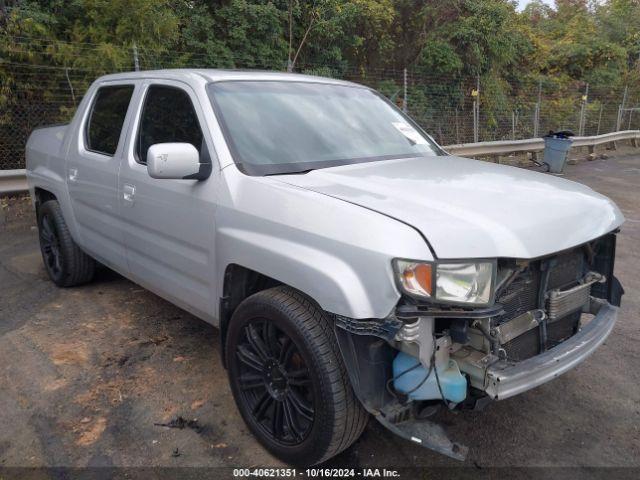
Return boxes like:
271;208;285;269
400;262;433;297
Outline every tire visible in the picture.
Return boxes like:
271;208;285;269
37;200;95;287
225;286;368;466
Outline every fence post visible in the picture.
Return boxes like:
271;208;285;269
617;86;628;131
534;79;542;137
472;75;480;143
617;105;623;132
402;68;408;113
133;41;140;71
65;68;76;106
476;75;480;142
596;103;603;135
472;102;477;143
578;83;589;136
512;111;516;140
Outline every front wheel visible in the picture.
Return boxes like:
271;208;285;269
226;286;368;466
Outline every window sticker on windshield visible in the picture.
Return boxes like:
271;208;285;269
392;122;427;145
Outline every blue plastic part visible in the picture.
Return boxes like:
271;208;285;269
392;351;467;404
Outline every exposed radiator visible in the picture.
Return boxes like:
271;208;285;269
497;248;600;361
546;272;604;320
494;268;539;326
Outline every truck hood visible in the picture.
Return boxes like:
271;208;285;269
272;155;624;259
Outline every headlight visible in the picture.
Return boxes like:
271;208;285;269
394;259;495;305
435;262;494;304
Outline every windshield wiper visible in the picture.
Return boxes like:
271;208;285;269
264;168;315;176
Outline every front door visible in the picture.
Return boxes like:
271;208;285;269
118;80;218;321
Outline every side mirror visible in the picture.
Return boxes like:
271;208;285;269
146;143;211;180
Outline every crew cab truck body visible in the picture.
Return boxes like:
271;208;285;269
26;70;624;465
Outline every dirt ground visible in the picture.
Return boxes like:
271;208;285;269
1;152;639;477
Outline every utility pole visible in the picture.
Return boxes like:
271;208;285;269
133;41;140;71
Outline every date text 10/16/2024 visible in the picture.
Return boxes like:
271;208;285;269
233;468;401;478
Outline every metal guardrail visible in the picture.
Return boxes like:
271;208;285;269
0;169;28;196
1;130;639;196
445;130;640;157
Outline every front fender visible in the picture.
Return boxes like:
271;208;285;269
215;173;434;319
217;227;382;318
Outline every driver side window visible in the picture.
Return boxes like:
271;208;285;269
136;85;204;164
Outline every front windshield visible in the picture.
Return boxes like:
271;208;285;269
207;80;442;175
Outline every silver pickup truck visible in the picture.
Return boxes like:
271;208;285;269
26;69;624;466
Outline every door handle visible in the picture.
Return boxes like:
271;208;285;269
68;168;78;182
123;184;136;205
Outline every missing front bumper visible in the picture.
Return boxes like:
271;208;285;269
484;297;617;400
333;295;617;462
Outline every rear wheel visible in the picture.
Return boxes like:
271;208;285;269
226;286;368;466
37;200;95;287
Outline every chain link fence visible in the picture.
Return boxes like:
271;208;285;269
2;39;639;170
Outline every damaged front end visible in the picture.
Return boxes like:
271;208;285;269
333;233;623;461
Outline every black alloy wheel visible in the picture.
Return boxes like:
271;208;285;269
37;200;95;287
235;319;315;445
39;212;63;281
226;286;369;466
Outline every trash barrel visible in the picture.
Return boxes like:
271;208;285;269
542;130;574;174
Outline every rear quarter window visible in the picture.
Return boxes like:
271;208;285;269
86;85;134;156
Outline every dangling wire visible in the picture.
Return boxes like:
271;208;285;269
433;351;456;410
385;361;421;400
387;334;457;410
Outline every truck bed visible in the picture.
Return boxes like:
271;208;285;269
26;124;69;175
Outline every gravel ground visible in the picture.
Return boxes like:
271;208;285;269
0;153;639;478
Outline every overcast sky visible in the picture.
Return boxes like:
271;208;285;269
516;0;555;11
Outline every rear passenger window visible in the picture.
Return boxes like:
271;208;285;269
136;85;203;164
86;85;134;156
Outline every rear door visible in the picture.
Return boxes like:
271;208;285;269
118;80;219;321
67;82;138;271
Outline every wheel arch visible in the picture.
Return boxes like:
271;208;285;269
219;264;284;368
34;187;58;213
30;179;82;245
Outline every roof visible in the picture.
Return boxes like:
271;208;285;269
97;68;360;87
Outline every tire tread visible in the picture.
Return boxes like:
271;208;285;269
38;200;95;287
